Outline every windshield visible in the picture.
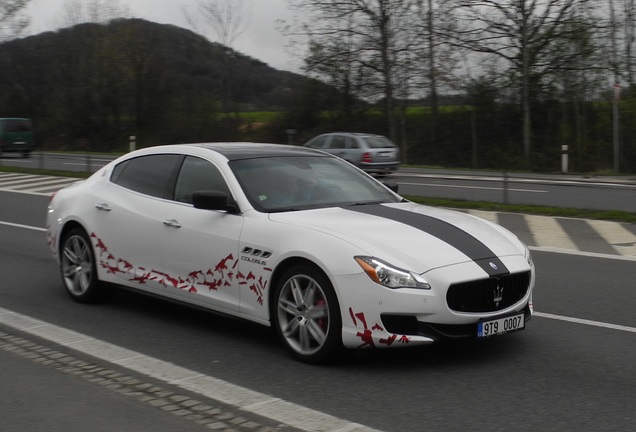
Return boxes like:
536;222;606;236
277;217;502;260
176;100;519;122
230;155;401;212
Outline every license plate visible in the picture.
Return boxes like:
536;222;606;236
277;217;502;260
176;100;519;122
477;313;525;337
379;151;394;158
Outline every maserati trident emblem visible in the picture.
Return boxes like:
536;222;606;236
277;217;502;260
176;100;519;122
493;284;504;307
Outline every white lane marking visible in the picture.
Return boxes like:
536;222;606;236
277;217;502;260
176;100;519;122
534;312;636;334
0;220;47;232
0;189;51;196
0;177;52;186
0;308;380;432
529;245;636;261
587;219;636;256
399;181;547;193
525;215;578;251
0;172;38;179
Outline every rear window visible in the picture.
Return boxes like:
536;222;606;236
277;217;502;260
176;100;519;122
111;154;183;198
364;136;395;149
3;119;33;133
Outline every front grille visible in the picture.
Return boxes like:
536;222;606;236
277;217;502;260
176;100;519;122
447;271;531;313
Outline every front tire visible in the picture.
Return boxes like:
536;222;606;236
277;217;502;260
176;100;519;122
60;228;109;303
273;264;342;364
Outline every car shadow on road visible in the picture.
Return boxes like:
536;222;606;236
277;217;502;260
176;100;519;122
337;333;532;370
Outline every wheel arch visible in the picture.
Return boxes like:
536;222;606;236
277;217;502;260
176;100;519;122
58;220;90;257
267;256;336;323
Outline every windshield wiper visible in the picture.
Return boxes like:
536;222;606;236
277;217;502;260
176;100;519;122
348;201;385;206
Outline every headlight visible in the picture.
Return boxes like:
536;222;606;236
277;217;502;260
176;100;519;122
354;256;431;290
524;244;534;267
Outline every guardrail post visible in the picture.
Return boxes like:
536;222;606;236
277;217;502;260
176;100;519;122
503;172;509;204
561;145;569;173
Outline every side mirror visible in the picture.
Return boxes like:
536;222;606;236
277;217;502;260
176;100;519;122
192;190;240;213
383;181;399;193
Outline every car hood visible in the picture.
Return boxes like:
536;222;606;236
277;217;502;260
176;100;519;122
269;202;525;274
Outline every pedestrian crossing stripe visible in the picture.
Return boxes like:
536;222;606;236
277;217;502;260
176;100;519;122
0;173;80;196
465;210;636;258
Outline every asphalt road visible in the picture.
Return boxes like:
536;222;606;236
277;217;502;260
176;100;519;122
1;191;635;431
393;170;636;213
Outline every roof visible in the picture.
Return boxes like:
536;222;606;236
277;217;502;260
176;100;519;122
191;142;329;161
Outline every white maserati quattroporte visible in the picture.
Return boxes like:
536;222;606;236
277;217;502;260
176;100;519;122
46;143;535;363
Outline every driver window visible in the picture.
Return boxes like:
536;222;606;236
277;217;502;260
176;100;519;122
174;156;229;204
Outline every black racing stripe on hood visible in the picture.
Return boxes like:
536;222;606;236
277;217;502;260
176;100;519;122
346;204;509;277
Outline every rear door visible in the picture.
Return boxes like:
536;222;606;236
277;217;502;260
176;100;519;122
90;154;183;292
327;134;353;163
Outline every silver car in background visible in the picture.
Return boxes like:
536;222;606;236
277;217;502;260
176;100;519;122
304;132;400;175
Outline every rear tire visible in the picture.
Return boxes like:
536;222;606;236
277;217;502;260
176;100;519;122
60;228;112;303
273;264;343;364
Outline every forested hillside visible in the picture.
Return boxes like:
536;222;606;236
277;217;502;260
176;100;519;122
0;18;322;150
0;17;634;173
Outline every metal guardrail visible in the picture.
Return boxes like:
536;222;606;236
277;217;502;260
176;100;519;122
0;151;116;173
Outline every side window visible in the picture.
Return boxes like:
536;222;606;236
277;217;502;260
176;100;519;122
349;137;360;149
307;136;328;149
111;154;183;198
174;156;229;204
329;135;347;149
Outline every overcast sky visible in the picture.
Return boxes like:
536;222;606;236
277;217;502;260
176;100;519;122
25;0;303;72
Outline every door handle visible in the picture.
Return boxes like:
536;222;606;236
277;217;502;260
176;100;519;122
162;219;182;228
95;203;112;212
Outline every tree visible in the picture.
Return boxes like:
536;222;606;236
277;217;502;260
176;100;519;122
0;0;30;41
287;0;419;146
605;0;636;88
183;0;253;136
449;0;603;167
57;0;132;27
413;0;460;156
183;0;253;48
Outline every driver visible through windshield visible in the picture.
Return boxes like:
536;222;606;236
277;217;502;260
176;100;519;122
229;156;401;212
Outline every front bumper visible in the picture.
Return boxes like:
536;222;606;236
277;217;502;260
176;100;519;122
333;255;535;349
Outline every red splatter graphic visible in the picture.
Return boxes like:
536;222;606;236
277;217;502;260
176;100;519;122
349;307;410;348
89;233;269;305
